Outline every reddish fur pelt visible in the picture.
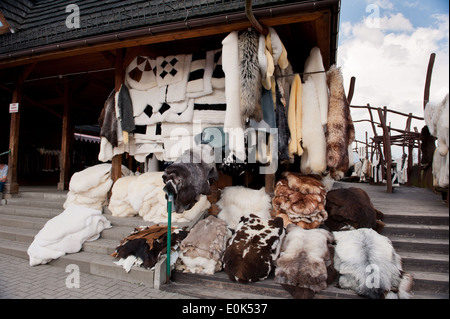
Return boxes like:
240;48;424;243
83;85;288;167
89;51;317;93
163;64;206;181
326;65;355;179
272;172;328;229
324;187;384;232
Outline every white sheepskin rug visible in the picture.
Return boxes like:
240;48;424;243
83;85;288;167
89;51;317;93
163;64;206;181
333;228;413;299
216;186;272;230
28;205;111;266
109;171;210;224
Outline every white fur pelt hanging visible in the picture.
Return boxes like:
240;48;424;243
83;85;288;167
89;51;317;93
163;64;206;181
300;79;327;175
28;205;111;266
275;225;336;299
425;93;449;188
222;31;246;161
303;47;329;127
217;186;272;230
333;228;413;299
326;65;355;180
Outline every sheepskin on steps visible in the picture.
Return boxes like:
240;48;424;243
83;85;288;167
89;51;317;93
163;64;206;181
333;228;413;299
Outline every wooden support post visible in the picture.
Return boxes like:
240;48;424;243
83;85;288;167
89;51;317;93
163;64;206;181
377;107;393;193
5;73;23;195
58;79;71;190
111;48;125;183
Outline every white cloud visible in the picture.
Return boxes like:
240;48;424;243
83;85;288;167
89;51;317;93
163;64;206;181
338;12;449;158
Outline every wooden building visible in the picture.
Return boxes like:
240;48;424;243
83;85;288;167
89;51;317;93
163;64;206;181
0;0;340;194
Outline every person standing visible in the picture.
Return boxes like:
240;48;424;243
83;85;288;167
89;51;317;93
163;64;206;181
0;159;8;195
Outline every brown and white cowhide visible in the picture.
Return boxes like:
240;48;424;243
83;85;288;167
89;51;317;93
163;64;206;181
223;214;285;283
275;224;336;299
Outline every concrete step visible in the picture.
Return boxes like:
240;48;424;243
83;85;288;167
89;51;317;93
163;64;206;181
0;237;165;289
391;236;449;254
381;223;449;239
0;225;38;243
0;213;47;230
382;210;449;226
410;271;449;295
5;197;65;210
401;251;449;273
0;204;61;219
16;191;68;201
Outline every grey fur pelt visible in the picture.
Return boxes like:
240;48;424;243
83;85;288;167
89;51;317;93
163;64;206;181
238;29;263;124
275;225;336;299
162;145;218;214
333;228;413;299
326;65;355;179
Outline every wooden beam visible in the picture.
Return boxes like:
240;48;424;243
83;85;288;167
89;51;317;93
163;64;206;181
58;79;71;190
5;73;23;194
377;107;393;193
0;10;324;70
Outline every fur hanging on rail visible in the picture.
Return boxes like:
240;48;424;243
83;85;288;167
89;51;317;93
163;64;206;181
326;65;355;179
238;29;263;124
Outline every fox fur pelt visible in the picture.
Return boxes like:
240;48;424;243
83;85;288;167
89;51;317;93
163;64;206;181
326;65;355;179
223;214;285;283
275;225;336;299
333;228;413;299
272;172;328;229
324;187;385;233
217;186;272;230
239;29;263;124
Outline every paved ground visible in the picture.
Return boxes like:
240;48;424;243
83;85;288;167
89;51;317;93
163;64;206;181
0;252;193;299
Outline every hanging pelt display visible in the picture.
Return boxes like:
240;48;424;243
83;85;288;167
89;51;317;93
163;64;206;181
238;29;263;124
272;172;328;229
326;65;355;179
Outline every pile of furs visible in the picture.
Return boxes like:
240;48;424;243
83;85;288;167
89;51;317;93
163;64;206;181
64;163;132;210
424;93;449;189
272;172;328;229
111;225;188;272
274;225;413;299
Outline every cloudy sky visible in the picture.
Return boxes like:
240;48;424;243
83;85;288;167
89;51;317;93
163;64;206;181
338;0;449;158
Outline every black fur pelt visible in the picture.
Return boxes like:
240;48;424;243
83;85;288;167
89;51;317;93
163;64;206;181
163;145;218;213
275;83;291;163
324;187;385;232
98;90;118;147
238;29;262;124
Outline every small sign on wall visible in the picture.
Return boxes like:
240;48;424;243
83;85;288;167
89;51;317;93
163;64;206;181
9;103;19;113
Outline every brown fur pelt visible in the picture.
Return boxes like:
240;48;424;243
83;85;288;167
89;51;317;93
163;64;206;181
223;214;285;283
324;187;385;232
275;224;336;299
272;172;328;229
98;90;118;147
238;29;262;123
326;65;355;179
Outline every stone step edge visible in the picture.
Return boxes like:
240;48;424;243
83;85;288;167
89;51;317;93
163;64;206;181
0;238;166;289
